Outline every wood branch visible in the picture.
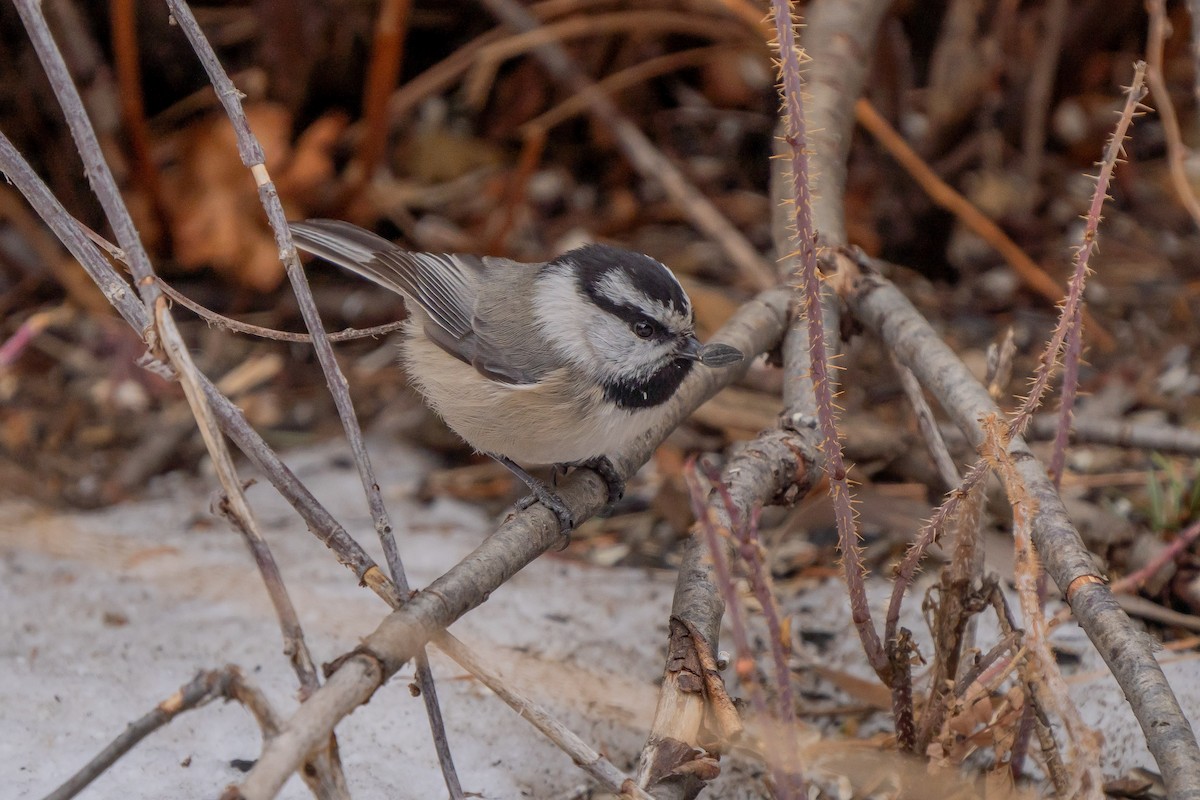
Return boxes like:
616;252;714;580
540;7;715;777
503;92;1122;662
1028;415;1200;457
228;287;791;799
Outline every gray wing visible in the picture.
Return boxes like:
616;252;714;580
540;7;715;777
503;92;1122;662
290;219;550;385
290;219;476;342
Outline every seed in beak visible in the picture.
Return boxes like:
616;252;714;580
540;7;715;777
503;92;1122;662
697;343;743;367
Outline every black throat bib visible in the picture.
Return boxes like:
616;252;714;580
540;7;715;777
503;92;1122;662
602;358;694;410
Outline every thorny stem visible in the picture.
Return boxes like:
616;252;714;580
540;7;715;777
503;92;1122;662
1009;63;1147;440
704;463;805;795
685;462;798;799
1046;55;1146;487
885;459;989;645
983;415;1104;797
882;61;1149;656
1048;303;1084;488
771;0;887;681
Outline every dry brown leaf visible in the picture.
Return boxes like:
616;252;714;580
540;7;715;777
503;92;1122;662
810;664;893;710
805;738;1038;799
160;103;343;291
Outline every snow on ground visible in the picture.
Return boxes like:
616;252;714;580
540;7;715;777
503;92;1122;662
1;440;771;799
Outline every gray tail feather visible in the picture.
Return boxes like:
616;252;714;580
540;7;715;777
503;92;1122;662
290;219;413;299
290;219;393;265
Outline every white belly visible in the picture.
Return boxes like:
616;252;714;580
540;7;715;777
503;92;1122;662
402;330;667;466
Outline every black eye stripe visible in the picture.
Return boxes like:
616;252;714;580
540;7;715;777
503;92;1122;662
592;298;665;334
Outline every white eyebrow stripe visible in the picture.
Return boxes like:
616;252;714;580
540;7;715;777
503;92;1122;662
596;270;648;310
596;269;690;322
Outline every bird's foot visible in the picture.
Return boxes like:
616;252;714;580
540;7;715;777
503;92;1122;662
513;482;576;534
497;456;575;540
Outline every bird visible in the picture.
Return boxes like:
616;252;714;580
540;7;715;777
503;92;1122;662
289;219;744;531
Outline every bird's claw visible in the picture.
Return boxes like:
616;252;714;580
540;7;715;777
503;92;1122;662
577;456;625;505
516;484;575;541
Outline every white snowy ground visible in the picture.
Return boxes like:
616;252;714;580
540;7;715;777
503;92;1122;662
2;438;1198;799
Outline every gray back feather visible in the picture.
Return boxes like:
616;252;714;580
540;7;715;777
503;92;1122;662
290;219;556;385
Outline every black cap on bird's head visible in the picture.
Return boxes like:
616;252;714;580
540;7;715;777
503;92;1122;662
559;243;691;322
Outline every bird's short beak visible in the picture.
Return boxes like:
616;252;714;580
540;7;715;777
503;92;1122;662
680;335;744;367
679;335;704;361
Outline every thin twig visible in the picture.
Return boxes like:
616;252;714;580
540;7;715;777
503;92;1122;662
1110;516;1200;596
518;44;740;135
1029;414;1200;456
685;464;797;799
42;668;262;800
155;275;408;343
464;10;747;108
984;585;1074;797
705;463;804;795
433;634;655;800
914;479;986;752
891;354;961;490
160;3;465;794
157;298;321;696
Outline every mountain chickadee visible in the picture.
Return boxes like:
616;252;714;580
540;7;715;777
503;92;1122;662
290;220;744;531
